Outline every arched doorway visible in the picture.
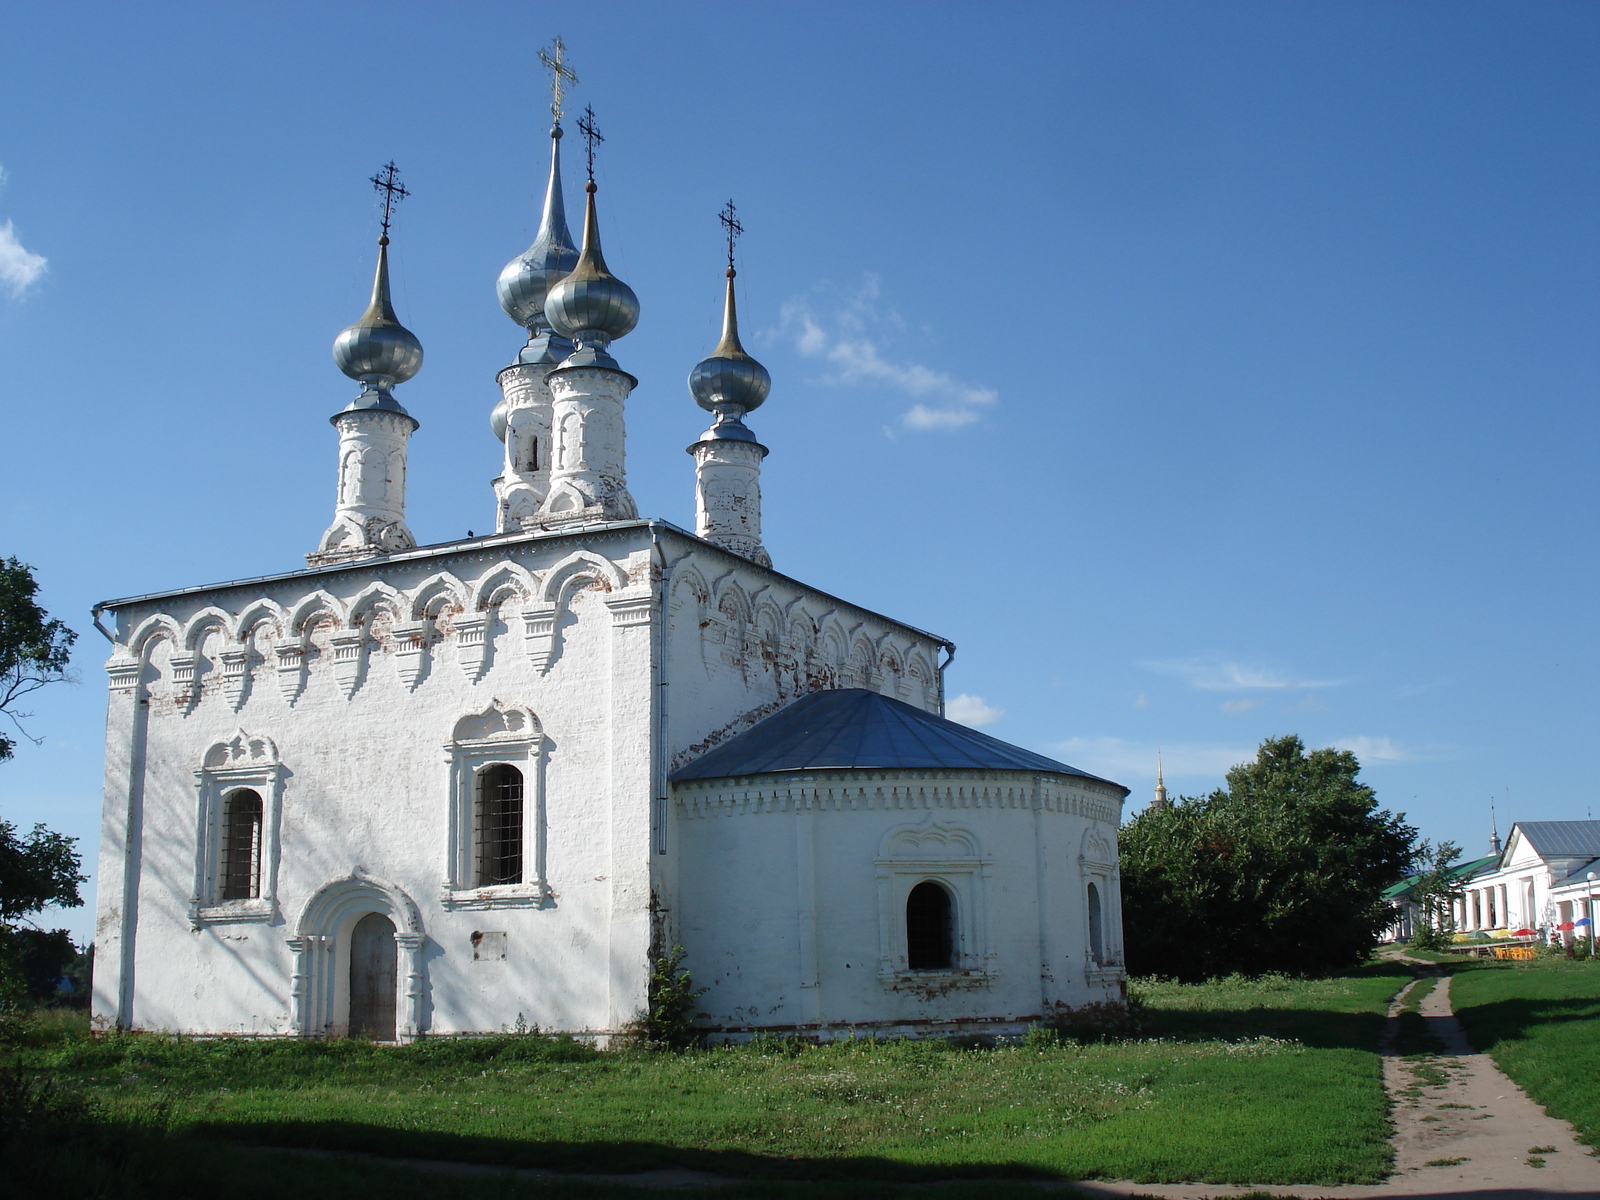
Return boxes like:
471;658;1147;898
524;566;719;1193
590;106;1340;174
289;873;424;1041
1087;882;1105;965
349;912;397;1040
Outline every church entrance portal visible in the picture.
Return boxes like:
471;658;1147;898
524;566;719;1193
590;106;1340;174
349;912;398;1040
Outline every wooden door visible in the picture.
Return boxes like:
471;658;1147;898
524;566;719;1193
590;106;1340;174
349;912;397;1040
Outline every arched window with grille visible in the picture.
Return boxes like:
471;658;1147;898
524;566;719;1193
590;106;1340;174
219;789;264;901
905;880;954;970
1087;881;1105;965
475;764;524;886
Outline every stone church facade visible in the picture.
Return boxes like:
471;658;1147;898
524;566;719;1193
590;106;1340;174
91;104;1128;1043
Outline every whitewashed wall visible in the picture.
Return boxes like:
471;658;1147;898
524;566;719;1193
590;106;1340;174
91;521;952;1039
670;770;1126;1038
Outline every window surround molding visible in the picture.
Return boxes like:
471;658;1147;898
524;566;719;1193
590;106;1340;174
441;701;548;909
190;730;285;927
1079;824;1125;985
874;818;996;990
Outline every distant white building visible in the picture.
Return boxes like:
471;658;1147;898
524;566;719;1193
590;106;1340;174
1387;821;1600;946
1452;822;1600;944
91;106;1128;1043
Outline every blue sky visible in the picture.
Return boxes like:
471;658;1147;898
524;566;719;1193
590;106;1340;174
2;2;1596;942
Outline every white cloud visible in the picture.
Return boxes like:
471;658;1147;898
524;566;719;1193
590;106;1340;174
1142;657;1345;692
1220;698;1261;716
947;693;1004;727
0;221;47;296
1333;736;1411;764
777;275;997;430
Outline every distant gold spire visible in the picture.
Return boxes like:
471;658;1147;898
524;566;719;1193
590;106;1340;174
1152;751;1170;810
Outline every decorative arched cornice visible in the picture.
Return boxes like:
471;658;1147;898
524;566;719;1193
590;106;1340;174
287;590;346;636
540;549;628;603
233;599;288;642
670;561;709;606
293;870;423;938
128;614;182;659
182;607;235;651
469;562;537;611
409;572;469;620
347;582;405;627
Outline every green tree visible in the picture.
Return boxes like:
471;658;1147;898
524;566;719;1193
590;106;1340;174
1120;735;1416;980
0;558;85;1016
1407;839;1465;951
0;557;77;761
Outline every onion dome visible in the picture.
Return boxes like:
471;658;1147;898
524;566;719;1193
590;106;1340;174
689;268;770;417
544;180;639;366
497;126;579;337
332;235;422;411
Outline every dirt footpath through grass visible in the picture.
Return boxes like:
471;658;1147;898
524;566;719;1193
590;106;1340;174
1068;954;1600;1200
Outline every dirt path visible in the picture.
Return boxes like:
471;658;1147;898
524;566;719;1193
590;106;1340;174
1074;958;1600;1199
245;960;1600;1197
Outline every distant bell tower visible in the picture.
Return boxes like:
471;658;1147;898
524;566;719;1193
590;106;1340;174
491;36;581;532
686;201;773;567
537;104;642;524
309;163;423;567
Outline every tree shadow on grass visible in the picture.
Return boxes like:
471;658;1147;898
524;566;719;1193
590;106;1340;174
1144;1006;1389;1052
1451;996;1600;1052
188;1120;1069;1184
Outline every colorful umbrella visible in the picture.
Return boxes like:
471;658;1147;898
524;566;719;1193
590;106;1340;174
1558;921;1575;931
1513;928;1537;936
1576;917;1593;927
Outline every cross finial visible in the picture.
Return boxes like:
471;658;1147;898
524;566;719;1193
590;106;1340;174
577;104;603;182
539;36;578;124
718;199;743;273
370;161;409;241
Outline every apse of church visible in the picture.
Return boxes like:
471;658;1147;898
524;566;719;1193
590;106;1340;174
90;42;1127;1042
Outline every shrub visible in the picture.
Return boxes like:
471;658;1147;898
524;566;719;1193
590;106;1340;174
631;944;707;1049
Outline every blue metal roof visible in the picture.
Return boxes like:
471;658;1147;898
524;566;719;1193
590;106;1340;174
1514;821;1600;859
669;688;1123;788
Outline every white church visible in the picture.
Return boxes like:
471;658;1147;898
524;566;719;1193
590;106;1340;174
90;76;1129;1043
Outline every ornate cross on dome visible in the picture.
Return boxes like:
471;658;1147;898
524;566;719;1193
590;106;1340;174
719;199;743;272
577;104;603;182
539;36;577;122
369;161;409;239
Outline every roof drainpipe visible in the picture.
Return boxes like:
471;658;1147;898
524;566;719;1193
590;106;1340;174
936;639;956;718
650;523;671;855
91;602;116;643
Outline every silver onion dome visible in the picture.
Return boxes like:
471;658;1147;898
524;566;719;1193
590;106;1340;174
333;236;423;407
497;126;579;332
544;180;639;359
689;268;770;416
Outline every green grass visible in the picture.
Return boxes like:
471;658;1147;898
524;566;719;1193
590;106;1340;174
1446;955;1600;1151
13;962;1411;1192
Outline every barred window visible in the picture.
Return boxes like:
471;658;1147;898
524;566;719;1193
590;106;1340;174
906;880;953;970
475;764;524;886
219;789;263;901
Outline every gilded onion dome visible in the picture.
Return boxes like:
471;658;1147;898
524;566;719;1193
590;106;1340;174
497;126;579;335
332;235;422;411
544;180;639;363
689;267;770;418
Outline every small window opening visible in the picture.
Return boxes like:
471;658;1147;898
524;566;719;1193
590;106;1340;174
527;436;539;472
1087;882;1105;965
906;881;954;970
219;789;263;900
475;764;524;886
